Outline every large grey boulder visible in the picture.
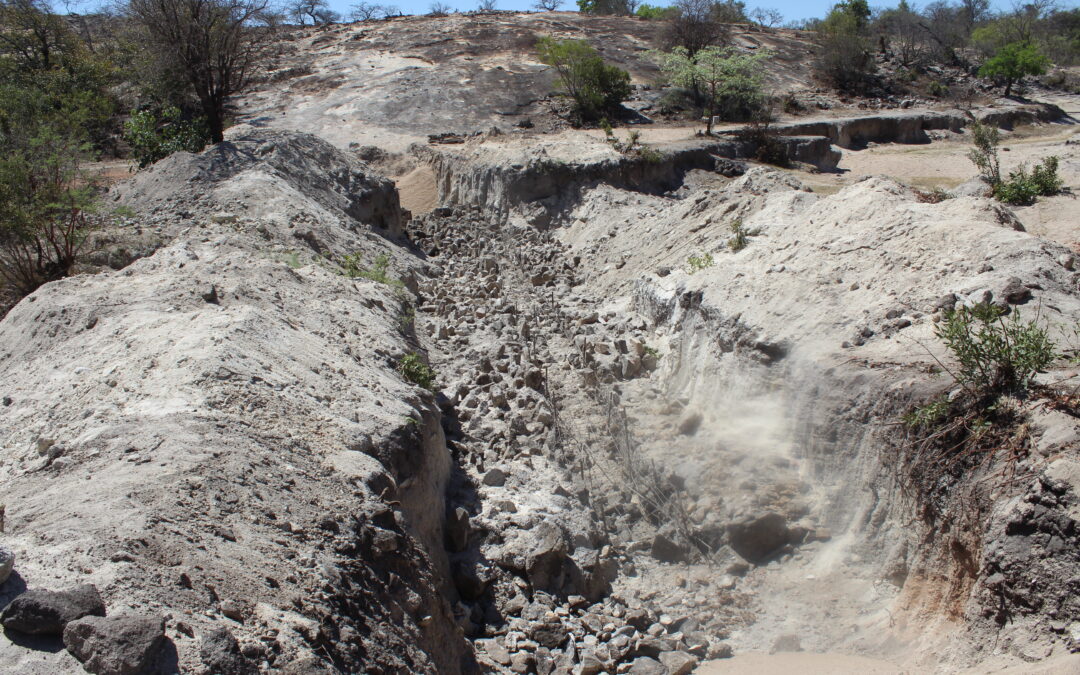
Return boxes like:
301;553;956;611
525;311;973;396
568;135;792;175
0;584;105;635
63;614;165;675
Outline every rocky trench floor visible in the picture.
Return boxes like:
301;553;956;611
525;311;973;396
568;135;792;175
403;206;811;675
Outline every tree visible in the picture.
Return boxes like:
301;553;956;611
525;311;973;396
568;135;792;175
978;40;1049;96
534;0;563;9
289;0;338;24
814;0;875;92
0;0;107;305
476;0;497;10
536;37;631;122
578;0;633;14
749;7;783;28
665;0;726;55
636;3;676;19
877;0;926;67
428;1;451;15
653;45;768;133
127;0;273;144
350;1;381;19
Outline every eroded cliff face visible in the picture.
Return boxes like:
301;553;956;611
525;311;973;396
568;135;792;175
0;131;469;674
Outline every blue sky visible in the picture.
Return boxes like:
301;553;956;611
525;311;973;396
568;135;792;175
319;0;1036;23
64;0;1046;27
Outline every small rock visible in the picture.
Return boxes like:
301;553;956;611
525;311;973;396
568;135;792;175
482;468;507;487
63;614;165;675
1;584;106;635
650;533;688;563
200;627;256;675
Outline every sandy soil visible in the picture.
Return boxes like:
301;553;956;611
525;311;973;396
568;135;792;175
699;652;908;674
699;652;1080;674
395;164;438;215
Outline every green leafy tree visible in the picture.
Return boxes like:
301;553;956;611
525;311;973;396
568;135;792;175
978;41;1049;96
536;37;631;123
652;45;769;133
635;3;675;19
0;0;113;307
124;106;211;167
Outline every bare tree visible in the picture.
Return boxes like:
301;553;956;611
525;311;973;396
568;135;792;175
749;6;782;28
476;0;496;9
127;0;272;143
428;1;451;15
349;1;380;19
378;4;400;17
289;0;338;24
533;0;562;11
665;0;726;55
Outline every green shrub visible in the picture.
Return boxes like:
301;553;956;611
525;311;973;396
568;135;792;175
967;121;1001;187
993;156;1062;205
341;252;404;289
902;397;950;428
398;352;436;390
728;220;749;251
687;252;714;273
927;80;949;97
124;107;210;168
635;3;675;19
536;37;632;123
935;302;1059;394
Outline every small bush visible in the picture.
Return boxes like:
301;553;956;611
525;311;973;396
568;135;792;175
903;397;950;428
926;80;949;98
124;107;211;168
341;252;404;289
993;156;1063;205
967;121;1001;187
398;352;436;390
687;252;714;273
936;302;1059;394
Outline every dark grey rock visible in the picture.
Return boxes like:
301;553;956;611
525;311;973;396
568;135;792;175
650;533;688;563
727;512;791;564
1;584;106;635
63;614;165;675
200;626;257;675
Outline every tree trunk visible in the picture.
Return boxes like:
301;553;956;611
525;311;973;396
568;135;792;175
1004;78;1013;97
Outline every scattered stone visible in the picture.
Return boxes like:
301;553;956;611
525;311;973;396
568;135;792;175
1;584;106;635
63;614;165;675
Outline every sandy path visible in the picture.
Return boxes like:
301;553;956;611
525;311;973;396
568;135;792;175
698;652;908;674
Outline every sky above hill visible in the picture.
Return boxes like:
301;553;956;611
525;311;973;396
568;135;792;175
322;0;1032;24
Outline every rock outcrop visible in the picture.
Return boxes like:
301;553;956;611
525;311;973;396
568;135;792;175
0;131;468;673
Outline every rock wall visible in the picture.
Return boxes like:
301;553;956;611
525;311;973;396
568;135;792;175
0;132;470;673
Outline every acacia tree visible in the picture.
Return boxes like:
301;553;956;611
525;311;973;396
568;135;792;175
127;0;271;144
654;45;768;133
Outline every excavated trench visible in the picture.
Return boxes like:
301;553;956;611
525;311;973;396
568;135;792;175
395;118;1080;673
